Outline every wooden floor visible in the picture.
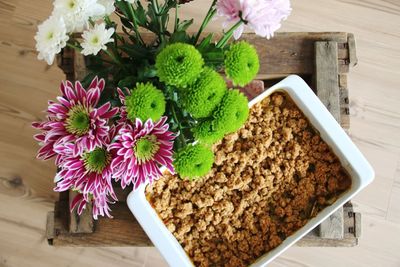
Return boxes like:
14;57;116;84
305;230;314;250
1;0;399;266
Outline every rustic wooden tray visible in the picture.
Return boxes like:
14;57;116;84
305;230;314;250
47;32;360;247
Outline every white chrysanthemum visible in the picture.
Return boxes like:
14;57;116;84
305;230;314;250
52;0;105;33
97;0;115;15
34;16;69;65
81;23;115;56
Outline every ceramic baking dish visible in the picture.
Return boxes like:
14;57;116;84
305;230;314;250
127;75;374;267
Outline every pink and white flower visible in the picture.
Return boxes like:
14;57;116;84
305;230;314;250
32;77;118;160
116;87;131;124
216;0;292;39
109;116;175;189
55;126;118;219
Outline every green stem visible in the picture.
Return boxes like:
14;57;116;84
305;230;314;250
66;42;82;51
216;20;243;48
126;3;145;45
88;18;95;27
174;3;179;32
194;0;217;44
101;17;125;65
103;48;123;66
104;15;113;26
151;0;165;44
176;132;186;151
170;101;187;150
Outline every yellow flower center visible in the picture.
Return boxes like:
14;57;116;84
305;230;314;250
91;36;100;45
82;148;111;174
66;105;90;136
68;0;76;9
47;32;54;40
133;135;160;163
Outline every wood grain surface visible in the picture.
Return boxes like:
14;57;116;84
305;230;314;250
1;0;400;267
314;41;344;240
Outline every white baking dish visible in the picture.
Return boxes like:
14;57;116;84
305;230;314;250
127;75;374;267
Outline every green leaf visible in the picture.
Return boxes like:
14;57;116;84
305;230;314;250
162;0;178;13
118;76;136;88
198;43;225;69
169;31;189;43
196;33;214;51
120;43;150;60
135;2;147;26
146;2;158;27
161;13;169;30
120;17;133;29
176;19;193;32
114;1;129;18
143;65;157;78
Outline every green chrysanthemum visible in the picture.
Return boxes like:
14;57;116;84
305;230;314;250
192;120;225;145
125;82;166;122
173;144;214;180
212;89;249;134
224;41;260;86
181;67;227;118
155;43;204;87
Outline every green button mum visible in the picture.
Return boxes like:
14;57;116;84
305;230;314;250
125;82;166;122
192;120;225;145
173;144;214;180
212;89;249;134
224;41;260;87
155;43;204;88
181;67;227;118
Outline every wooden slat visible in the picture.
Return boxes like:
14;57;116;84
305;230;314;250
57;49;94;234
315;41;341;122
138;32;352;76
314;41;344;239
120;32;352;75
240;33;351;75
297;204;358;247
50;200;152;247
339;74;350;129
347;33;358;67
56;48;75;81
71;52;93;233
319;207;344;239
73;52;88;81
354;212;362;238
48;200;359;247
46;211;55;245
69;191;94;233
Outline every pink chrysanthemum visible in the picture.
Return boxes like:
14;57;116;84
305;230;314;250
116;87;130;124
54;126;118;219
216;0;292;39
109;116;175;189
32;77;118;160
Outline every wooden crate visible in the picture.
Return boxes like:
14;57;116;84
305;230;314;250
47;32;360;247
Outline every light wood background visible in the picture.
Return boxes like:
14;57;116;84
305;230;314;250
1;0;399;266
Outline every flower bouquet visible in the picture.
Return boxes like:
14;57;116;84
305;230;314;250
33;0;291;219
